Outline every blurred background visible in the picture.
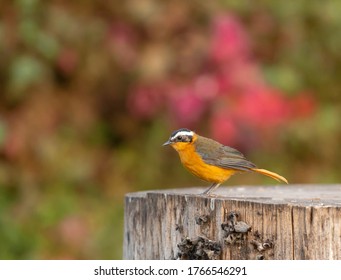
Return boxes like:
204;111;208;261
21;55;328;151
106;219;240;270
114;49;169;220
0;0;340;259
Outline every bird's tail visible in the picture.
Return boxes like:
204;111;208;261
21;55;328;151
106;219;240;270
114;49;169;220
251;168;288;184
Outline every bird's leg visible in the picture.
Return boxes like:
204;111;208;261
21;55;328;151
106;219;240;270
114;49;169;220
202;183;221;195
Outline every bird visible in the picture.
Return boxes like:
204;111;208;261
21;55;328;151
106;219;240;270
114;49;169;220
163;128;288;195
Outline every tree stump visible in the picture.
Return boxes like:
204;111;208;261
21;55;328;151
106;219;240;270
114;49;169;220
123;184;341;260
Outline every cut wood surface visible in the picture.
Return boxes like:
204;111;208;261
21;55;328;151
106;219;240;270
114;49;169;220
123;184;341;260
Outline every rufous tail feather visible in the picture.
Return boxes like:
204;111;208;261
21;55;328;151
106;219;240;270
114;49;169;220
251;168;288;184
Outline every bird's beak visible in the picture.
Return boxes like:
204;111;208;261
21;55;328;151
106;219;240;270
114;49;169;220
162;140;171;146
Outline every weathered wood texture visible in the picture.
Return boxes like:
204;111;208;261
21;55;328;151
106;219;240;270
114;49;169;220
124;184;341;260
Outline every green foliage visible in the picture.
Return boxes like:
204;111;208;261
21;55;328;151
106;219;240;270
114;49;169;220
8;55;47;96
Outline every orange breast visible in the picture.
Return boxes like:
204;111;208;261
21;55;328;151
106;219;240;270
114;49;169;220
173;142;236;183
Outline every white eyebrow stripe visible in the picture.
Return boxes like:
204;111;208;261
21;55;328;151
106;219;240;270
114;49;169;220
171;131;194;140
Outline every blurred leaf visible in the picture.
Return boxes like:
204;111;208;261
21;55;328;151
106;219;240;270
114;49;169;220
18;18;39;45
0;120;6;148
19;19;59;60
317;105;340;133
16;0;40;16
263;65;303;94
8;55;46;97
36;32;60;60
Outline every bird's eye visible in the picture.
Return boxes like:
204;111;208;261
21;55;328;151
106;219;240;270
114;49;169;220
177;136;182;141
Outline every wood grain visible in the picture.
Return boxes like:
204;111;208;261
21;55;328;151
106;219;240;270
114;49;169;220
123;184;341;260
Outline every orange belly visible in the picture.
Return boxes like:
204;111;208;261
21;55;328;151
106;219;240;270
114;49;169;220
175;144;236;183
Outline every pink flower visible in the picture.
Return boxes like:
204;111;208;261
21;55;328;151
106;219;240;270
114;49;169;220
209;14;250;64
125;13;317;140
107;22;137;69
236;87;290;128
210;112;238;146
193;74;219;101
168;85;206;126
127;85;163;119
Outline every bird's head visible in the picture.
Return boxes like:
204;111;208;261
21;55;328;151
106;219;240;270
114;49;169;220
163;128;196;151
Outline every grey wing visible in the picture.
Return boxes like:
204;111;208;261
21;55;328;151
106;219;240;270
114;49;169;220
197;141;256;171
